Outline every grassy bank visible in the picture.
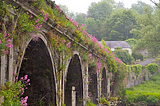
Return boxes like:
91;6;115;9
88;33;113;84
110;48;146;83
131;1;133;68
126;72;160;105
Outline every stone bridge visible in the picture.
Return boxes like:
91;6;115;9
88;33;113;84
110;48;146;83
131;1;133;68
0;0;112;106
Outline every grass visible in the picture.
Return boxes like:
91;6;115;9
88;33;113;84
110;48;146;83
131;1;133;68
126;71;160;105
127;72;160;94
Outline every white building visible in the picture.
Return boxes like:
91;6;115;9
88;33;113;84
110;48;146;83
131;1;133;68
101;41;132;55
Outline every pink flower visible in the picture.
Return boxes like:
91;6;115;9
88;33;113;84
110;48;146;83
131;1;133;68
24;75;28;80
27;79;30;82
89;53;92;59
39;24;42;28
7;39;11;43
30;15;33;18
36;19;39;23
6;43;13;48
110;72;113;77
32;35;35;38
4;31;7;37
0;39;1;44
35;37;39;40
66;42;71;48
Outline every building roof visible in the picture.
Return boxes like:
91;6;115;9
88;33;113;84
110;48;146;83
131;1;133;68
99;41;131;48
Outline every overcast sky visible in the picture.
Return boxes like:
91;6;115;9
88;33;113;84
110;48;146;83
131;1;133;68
54;0;159;13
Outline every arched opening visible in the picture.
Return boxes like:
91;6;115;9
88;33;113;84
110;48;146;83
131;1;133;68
101;68;107;98
19;38;56;106
88;67;98;104
65;54;83;106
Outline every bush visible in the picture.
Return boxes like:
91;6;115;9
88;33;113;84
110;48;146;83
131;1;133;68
146;95;158;104
114;48;134;64
132;52;143;61
137;94;147;102
147;63;158;74
0;75;30;106
132;64;142;77
126;94;137;105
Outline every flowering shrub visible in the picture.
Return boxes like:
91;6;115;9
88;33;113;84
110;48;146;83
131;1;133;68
0;75;30;106
0;31;13;55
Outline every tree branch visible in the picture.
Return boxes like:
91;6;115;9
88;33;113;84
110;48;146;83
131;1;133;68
150;0;160;8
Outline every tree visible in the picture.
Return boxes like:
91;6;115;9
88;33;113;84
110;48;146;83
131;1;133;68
87;0;115;21
101;9;137;41
114;47;134;64
131;1;153;14
75;13;87;25
59;4;76;19
85;17;96;36
116;1;125;9
131;7;160;57
125;38;137;49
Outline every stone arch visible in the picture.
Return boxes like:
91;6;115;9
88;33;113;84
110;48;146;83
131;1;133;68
88;64;98;104
18;33;56;106
64;52;83;106
101;67;108;98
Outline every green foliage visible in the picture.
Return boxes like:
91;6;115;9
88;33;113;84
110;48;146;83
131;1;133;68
131;6;160;57
86;100;96;106
126;72;160;105
31;0;48;10
117;85;126;103
89;61;96;68
102;9;137;41
108;97;118;101
142;66;146;70
75;13;87;25
0;82;22;106
84;53;89;62
99;97;110;106
132;52;143;61
18;12;44;33
88;0;114;20
132;64;142;77
0;32;6;51
147;95;159;104
0;76;30;106
143;75;146;81
147;63;158;75
114;48;134;64
125;38;137;49
131;1;153;15
126;65;131;73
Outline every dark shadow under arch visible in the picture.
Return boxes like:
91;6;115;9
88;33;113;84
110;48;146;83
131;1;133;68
88;67;98;104
102;68;107;98
19;38;56;106
65;54;83;106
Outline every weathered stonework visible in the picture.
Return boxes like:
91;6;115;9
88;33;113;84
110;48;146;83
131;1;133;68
124;69;150;88
0;0;111;106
